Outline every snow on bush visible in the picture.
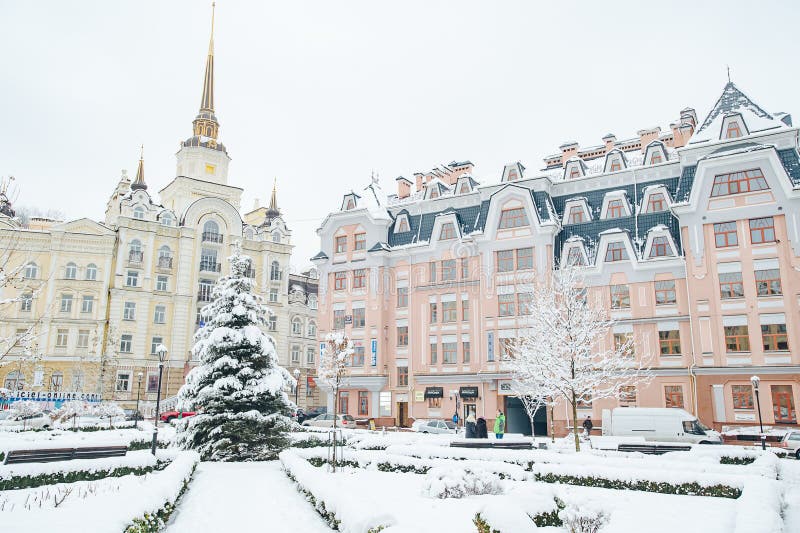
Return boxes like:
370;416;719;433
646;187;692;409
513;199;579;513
9;400;43;417
52;401;91;425
422;466;503;499
559;503;609;533
93;402;125;427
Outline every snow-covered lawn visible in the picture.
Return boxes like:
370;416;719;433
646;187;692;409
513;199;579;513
0;424;175;454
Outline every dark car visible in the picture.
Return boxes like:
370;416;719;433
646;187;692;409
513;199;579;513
299;406;327;424
124;409;143;421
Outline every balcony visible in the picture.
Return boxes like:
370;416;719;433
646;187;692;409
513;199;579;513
199;261;221;273
202;232;223;244
128;250;143;265
270;271;283;282
157;256;173;270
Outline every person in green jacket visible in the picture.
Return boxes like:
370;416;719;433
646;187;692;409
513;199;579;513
493;411;506;439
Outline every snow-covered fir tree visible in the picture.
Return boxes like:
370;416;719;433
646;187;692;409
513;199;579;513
176;247;295;461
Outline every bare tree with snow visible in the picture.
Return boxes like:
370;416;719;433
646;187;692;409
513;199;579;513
317;332;353;470
512;266;652;451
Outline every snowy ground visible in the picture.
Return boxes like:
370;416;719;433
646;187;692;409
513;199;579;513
165;461;329;533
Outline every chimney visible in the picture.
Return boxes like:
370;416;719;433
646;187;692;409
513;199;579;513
396;177;412;199
414;173;424;192
253;198;260;210
602;133;616;152
637;127;660;152
559;141;579;166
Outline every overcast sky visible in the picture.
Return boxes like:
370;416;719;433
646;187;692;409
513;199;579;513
1;1;799;269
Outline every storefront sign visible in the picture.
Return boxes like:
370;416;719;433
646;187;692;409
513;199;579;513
344;315;353;325
3;391;101;403
424;386;444;399
487;332;495;362
414;390;424;402
734;413;756;422
459;386;479;399
497;380;513;396
306;376;316;388
370;339;377;366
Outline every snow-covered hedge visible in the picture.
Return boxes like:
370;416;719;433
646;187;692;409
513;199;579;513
422;466;503;499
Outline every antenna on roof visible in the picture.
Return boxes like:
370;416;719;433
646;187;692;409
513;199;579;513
726;65;731;84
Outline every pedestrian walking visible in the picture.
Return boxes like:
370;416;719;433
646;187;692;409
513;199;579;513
465;413;477;438
582;415;593;436
493;411;506;440
476;416;488;438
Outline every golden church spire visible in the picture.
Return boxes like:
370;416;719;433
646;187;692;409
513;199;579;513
131;145;147;191
269;178;278;211
192;2;220;145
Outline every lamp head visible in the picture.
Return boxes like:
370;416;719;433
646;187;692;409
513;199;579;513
750;375;760;390
293;368;301;378
156;344;168;363
137;372;143;381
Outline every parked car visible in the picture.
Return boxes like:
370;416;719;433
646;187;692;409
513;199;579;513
779;429;800;459
124;409;144;422
160;410;196;423
301;413;356;429
601;408;722;444
0;411;52;430
416;419;456;434
297;407;326;424
410;419;429;432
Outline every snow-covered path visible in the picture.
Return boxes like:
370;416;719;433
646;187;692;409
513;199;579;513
166;461;330;533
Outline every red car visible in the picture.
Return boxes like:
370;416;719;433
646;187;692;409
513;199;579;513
159;411;196;422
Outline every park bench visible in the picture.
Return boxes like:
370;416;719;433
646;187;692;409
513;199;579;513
617;443;691;455
3;445;128;465
450;440;532;450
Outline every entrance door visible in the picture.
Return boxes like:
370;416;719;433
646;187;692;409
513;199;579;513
464;403;476;421
772;385;797;424
397;402;408;427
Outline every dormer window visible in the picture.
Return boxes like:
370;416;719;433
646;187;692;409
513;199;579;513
395;215;410;233
725;121;742;139
609;160;622;172
649;236;674;258
498;208;529;229
160;213;174;226
711;169;768;197
566;247;586;266
439;222;456;240
335;236;347;253
459;183;471;194
647;193;667;212
607;200;625;219
429;189;439;199
568;206;585;224
346;198;356;210
133;207;145;220
605;242;628;262
569;168;581;179
507;168;518;181
650;152;663;165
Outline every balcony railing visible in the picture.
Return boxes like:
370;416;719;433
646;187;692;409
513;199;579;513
199;261;221;273
270;270;283;281
202;232;223;244
128;250;143;264
158;256;173;269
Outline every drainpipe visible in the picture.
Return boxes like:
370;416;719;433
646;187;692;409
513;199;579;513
675;210;700;416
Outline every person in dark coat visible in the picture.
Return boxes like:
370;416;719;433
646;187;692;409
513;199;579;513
465;414;477;438
476;417;488;438
582;416;594;436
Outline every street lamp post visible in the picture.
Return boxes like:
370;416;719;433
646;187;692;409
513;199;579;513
151;345;168;456
751;375;766;451
135;372;143;430
293;368;301;408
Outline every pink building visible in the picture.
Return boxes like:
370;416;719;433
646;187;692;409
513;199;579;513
312;82;800;435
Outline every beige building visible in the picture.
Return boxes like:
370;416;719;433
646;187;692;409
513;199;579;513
0;16;296;414
286;269;322;410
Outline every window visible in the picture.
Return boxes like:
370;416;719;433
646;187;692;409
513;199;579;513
156;275;168;292
270;261;281;281
56;329;69;348
120;334;133;353
154;305;166;324
430;342;438;364
719;272;744;299
353;307;365;328
725;120;742;139
291;319;302;335
443;342;457;364
202;220;221;242
160;213;174;226
123;302;136;320
771;385;797;424
711;169;768;196
338;391;349;414
461;298;470;321
397;287;408;308
762;323;789;351
749;217;776;244
441;260;456;281
442;301;457;322
732;385;754;409
150;336;163;355
334;272;347;291
20;293;32;312
126;271;139;287
333;310;345;330
269;289;278;303
397;326;408;346
268;316;277;331
147;373;159;393
500;338;515;360
85;264;97;280
198;280;214;302
650;152;663;164
654;280;676;305
306;348;315;364
24;262;38;279
498;208;529;229
498;294;515;317
353;269;366;289
352;345;365;366
272;232;281;243
429;302;438;323
65;262;77;279
128;239;142;262
463;341;471;363
358;391;369;416
605;242;628;262
308;295;317;310
439;222;456;240
610;285;630;309
517;292;532;315
566;247;585;266
659;330;681;355
755;269;782;296
606;199;625;219
461;258;469;279
724;325;750;352
619;386;637;405
335;236;347;254
133;207;145;220
307;322;317;337
60;294;73;313
516;248;533;270
649;236;673;258
354;233;366;251
199;248;218;272
116;373;130;392
158;246;173;269
396;217;410;232
645;193;665;213
429;262;437;283
609;159;622;172
397;367;408;387
77;330;89;349
664;386;684;409
496;250;514;272
714;222;738;247
569;168;581;179
81;295;94;313
291;346;300;363
613;333;634;357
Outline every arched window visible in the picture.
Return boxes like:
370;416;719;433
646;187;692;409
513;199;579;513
202;220;221;243
50;371;64;392
85;264;98;281
65;262;77;279
158;245;172;259
24;262;38;279
308;295;318;310
71;369;84;391
292;318;302;335
4;371;25;390
270;261;281;281
160;213;174;226
129;239;143;263
307;321;317;337
158;245;173;269
133;207;145;220
130;239;142;252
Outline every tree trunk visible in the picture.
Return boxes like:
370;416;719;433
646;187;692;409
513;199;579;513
331;385;338;473
571;390;580;452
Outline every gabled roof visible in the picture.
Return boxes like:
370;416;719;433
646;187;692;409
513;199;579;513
311;251;328;261
692;82;787;143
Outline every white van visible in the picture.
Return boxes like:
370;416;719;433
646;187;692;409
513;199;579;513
601;408;722;444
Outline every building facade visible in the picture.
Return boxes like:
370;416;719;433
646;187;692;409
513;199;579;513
313;82;800;434
286;269;322;410
0;13;296;414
